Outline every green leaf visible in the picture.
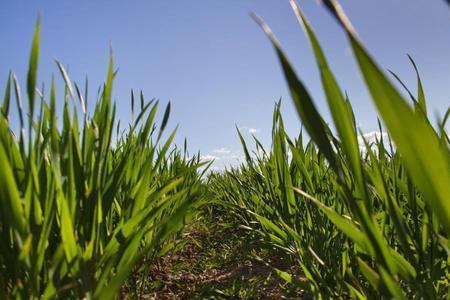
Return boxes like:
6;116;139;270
0;142;26;234
293;187;373;255
1;72;12;119
357;258;380;289
252;13;338;172
323;0;450;234
27;16;40;121
289;0;363;192
379;267;405;300
236;126;252;163
408;54;427;116
55;60;75;102
56;186;78;264
158;100;171;140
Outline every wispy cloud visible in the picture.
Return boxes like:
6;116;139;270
357;131;389;145
358;131;392;154
201;147;246;170
200;154;218;161
238;126;260;134
213;147;231;154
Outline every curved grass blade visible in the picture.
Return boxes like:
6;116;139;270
0;142;26;234
289;0;363;189
55;59;75;103
293;187;373;255
407;55;427;116
251;13;338;172
74;82;86;114
323;0;450;233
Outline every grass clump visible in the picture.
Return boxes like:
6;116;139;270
209;0;450;298
0;19;206;299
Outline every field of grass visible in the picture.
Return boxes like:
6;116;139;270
1;0;450;299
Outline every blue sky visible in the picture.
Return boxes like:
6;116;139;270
1;1;449;168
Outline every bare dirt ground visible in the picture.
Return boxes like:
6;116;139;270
121;221;306;299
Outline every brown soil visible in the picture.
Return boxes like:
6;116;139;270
121;222;306;299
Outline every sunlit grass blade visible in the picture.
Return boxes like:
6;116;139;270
293;187;372;255
289;0;363;191
323;0;450;233
407;54;427;116
251;13;338;172
0;142;26;234
55;60;76;104
74;82;86;114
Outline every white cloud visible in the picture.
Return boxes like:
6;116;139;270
200;154;218;161
200;147;247;171
358;131;392;154
213;147;231;154
358;131;389;145
238;126;261;134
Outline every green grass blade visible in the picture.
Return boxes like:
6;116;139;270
407;55;427;116
289;0;362;188
27;17;40;122
293;187;373;255
55;60;75;103
1;72;12;119
0;142;26;234
158;101;171;140
252;13;338;172
236;126;252;163
323;0;450;233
